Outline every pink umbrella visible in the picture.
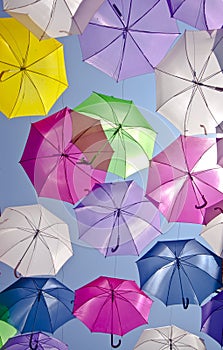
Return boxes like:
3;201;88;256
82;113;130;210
20;107;109;205
146;135;223;224
73;276;153;348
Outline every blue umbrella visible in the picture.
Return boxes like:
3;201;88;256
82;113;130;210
0;277;75;334
136;239;222;309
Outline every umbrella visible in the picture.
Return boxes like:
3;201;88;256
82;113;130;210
74;180;161;256
20;107;108;205
136;239;222;309
146;135;223;224
0;204;73;277
1;332;68;350
201;290;223;346
167;0;223;30
74;92;157;178
0;277;74;334
3;0;104;39
0;321;17;348
73;275;153;348
0;18;68;118
134;325;206;350
78;0;179;81
156;29;223;135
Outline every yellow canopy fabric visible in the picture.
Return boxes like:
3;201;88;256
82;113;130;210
0;18;68;118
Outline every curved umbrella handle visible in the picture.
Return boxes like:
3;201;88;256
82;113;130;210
14;261;22;279
182;297;189;309
111;334;121;348
195;195;207;209
111;235;120;253
29;333;38;350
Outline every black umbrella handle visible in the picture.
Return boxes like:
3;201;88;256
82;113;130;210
195;195;207;209
14;260;22;278
29;333;38;350
111;334;121;348
182;297;189;309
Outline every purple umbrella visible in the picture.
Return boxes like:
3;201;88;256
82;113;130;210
78;0;179;81
74;180;161;256
167;0;223;30
1;332;68;350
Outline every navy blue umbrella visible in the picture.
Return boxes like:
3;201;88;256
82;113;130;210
136;239;222;309
0;277;75;334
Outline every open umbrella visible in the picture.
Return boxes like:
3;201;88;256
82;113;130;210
73;275;153;348
0;18;68;118
156;29;223;135
20;107;108;205
74;92;157;178
78;0;179;81
1;332;68;350
0;277;74;334
136;239;222;309
3;0;104;39
167;0;223;30
74;180;161;256
0;204;73;277
201;290;223;346
146;135;223;224
134;325;206;350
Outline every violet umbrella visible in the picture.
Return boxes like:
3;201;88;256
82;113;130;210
20;107;110;205
73;276;153;348
146;135;223;224
1;332;68;350
78;0;180;81
167;0;223;30
74;180;161;256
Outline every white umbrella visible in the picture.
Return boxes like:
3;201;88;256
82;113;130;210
134;325;206;350
3;0;104;39
0;204;73;277
156;29;223;135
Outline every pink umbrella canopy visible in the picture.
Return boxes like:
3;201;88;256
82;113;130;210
146;135;223;224
73;275;153;348
20;107;109;205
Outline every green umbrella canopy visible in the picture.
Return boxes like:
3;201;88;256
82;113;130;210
0;320;17;347
74;92;156;179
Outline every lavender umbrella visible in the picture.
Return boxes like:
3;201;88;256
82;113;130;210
78;0;179;81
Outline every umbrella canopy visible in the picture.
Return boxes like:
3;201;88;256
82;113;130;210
0;204;73;277
0;18;68;118
20;107;108;205
136;239;222;308
74;180;161;256
0;277;74;334
74;92;157;178
73;275;153;348
3;0;104;39
134;325;206;350
1;332;68;350
78;0;179;81
0;321;17;348
201;290;223;346
146;135;223;224
156;29;223;135
167;0;223;30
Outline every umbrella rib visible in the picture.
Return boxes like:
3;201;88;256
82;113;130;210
8;208;37;232
122;208;161;234
0;32;23;66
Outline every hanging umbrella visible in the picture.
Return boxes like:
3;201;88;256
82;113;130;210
156;29;223;135
74;180;161;256
167;0;223;30
0;18;68;118
78;0;179;81
0;277;74;334
0;204;73;277
146;135;223;224
73;275;153;348
1;332;68;350
136;239;222;309
20;107;108;205
74;92;157;179
134;325;206;350
201;290;223;346
3;0;104;39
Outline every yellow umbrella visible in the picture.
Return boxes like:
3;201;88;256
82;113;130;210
0;18;68;118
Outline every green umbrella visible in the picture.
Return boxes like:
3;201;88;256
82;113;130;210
0;320;17;347
74;92;156;179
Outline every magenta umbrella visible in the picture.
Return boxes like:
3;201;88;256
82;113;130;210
73;276;153;348
146;135;223;224
20;107;109;205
